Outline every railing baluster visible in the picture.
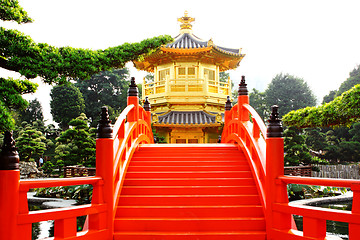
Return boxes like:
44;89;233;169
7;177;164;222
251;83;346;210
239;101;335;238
303;217;326;238
0;131;21;240
54;217;77;238
349;183;360;239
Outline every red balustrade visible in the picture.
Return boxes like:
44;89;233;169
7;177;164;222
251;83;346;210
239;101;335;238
2;75;360;240
0;77;153;240
222;76;360;240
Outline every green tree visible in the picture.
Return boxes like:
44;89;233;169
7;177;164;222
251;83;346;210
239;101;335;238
55;114;96;167
0;1;171;132
219;72;230;83
0;78;37;132
76;68;130;126
0;0;33;23
338;141;360;162
337;65;360;96
249;88;268;120
17;98;44;125
50;84;85;130
322;90;337;104
350;122;360;142
265;73;317;117
283;84;360;128
284;127;313;166
304;128;328;152
16;123;48;162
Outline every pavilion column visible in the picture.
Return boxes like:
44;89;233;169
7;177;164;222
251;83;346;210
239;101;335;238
0;131;20;240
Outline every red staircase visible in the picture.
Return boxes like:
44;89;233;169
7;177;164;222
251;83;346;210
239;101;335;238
114;144;266;240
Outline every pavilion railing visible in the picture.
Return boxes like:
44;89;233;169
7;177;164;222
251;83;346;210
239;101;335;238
221;75;360;240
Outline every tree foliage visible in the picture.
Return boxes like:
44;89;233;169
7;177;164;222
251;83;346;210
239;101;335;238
16;122;49;162
0;77;37;132
264;73;317;117
304;128;327;152
76;68;130;126
0;2;172;132
54;114;96;167
322;65;360;103
0;0;33;23
0;26;172;84
284;127;313;166
17;98;44;125
284;127;327;166
283;84;360;128
249;88;268;120
50;84;85;130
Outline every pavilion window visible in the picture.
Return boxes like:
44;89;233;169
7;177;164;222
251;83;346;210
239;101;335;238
188;67;196;78
177;67;197;79
178;67;186;78
159;69;170;82
204;69;215;82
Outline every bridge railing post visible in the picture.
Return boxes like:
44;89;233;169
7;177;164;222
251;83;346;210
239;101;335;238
143;96;152;130
95;107;114;238
349;183;360;239
127;77;140;128
224;96;232;127
237;75;249;122
265;106;290;239
0;131;20;240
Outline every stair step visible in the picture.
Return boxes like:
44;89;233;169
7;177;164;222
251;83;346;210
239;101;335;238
116;205;264;218
118;195;261;206
129;161;248;167
124;178;255;186
114;231;266;240
134;155;244;159
114;217;266;231
127;165;251;171
126;171;253;178
114;145;265;239
138;143;238;151
121;186;259;195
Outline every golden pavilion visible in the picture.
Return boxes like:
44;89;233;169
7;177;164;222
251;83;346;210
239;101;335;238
134;11;245;143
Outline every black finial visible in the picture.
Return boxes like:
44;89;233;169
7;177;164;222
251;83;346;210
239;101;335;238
225;96;232;111
143;97;151;111
267;105;283;138
97;106;113;138
238;75;248;96
127;77;139;97
0;131;20;170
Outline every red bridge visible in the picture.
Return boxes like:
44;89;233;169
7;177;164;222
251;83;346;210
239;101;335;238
1;78;359;240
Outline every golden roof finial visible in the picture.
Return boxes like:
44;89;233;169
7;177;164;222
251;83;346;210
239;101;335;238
177;11;195;32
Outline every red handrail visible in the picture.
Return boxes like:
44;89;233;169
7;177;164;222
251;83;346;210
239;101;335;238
222;102;267;212
222;90;360;239
0;81;153;240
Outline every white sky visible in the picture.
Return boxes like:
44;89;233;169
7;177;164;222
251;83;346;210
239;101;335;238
1;0;360;123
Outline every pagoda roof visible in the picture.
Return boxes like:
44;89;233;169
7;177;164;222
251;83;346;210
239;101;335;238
133;12;245;72
166;33;242;56
153;111;222;126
